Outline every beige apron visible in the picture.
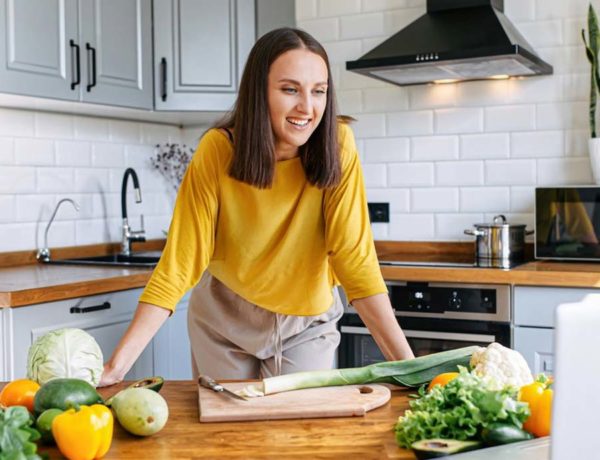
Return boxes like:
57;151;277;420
187;271;343;380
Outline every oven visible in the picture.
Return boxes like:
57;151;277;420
338;281;511;367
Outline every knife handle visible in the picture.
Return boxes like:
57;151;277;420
200;375;224;392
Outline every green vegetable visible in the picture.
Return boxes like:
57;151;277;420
394;367;530;449
411;439;481;459
27;328;104;387
0;406;43;460
582;4;600;137
238;346;478;397
481;422;533;446
35;408;63;444
33;378;103;416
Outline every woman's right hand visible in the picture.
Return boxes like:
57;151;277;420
98;362;125;387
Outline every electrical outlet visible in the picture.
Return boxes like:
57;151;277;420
368;202;389;223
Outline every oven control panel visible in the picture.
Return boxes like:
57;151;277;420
389;282;498;314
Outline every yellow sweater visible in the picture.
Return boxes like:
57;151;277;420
139;123;386;315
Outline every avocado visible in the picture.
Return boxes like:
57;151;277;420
33;378;103;415
411;439;481;459
104;376;164;407
481;423;533;446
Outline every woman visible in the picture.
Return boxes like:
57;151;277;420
99;28;413;386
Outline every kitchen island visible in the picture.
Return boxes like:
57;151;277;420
31;380;416;459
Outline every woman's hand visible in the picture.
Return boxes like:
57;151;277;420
98;363;125;387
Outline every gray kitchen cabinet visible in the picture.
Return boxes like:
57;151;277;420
153;0;256;111
153;292;192;379
0;0;152;109
513;286;600;376
2;288;153;382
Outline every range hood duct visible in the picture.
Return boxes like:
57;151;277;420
345;0;552;86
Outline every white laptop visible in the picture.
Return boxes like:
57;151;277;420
451;294;600;460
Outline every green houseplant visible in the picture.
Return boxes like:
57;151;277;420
582;3;600;182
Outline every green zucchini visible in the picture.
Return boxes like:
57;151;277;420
481;423;534;446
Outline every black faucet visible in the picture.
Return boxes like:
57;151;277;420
121;167;146;256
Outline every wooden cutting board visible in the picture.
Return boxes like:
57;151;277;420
198;382;391;422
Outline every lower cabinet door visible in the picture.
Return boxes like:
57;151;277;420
513;326;554;377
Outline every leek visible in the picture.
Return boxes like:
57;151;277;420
237;346;479;397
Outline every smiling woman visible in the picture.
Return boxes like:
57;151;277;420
98;28;414;387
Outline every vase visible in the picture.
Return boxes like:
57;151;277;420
589;138;600;184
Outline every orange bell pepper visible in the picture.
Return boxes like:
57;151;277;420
52;404;113;460
518;380;553;437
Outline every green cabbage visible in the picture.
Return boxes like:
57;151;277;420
26;328;104;387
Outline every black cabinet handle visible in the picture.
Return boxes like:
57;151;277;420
70;301;111;314
70;40;80;90
86;43;97;92
160;57;167;101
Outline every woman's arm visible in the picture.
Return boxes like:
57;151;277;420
351;293;415;361
98;302;170;386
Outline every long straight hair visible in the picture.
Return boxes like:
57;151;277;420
215;28;341;189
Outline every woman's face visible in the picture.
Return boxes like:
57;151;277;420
267;48;328;159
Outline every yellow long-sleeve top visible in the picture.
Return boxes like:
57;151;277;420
139;123;387;316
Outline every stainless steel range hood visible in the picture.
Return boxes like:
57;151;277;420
345;0;552;86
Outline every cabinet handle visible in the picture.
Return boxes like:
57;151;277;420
70;40;81;90
160;57;167;101
70;301;111;314
86;43;97;92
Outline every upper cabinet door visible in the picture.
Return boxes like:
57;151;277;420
153;0;255;111
0;0;79;101
79;0;152;109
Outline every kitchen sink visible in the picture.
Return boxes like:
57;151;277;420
44;251;161;268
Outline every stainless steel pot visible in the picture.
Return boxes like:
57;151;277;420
464;215;534;262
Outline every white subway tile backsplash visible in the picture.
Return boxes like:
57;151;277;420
0;167;36;193
411;136;458;161
0;196;15;223
454;80;509;107
35;113;74;139
562;73;588;102
74;117;110;141
366;188;409;212
536;101;588;130
510;186;536;213
340;13;384;39
411;188;458;212
435;213;484;240
387;110;433;136
383;7;424;33
0;138;14;164
484;159;536;185
484;105;536;132
362;163;387;187
436;161;484;186
15;195;55;222
301;17;340;42
408;84;456;110
295;0;317;20
92;192;121;219
518;20;563;47
14;138;54;165
504;0;535;21
511;131;564;158
37;167;74;193
125;145;154;168
460;133;509;159
39;220;76;249
364;137;409;163
565;129;588;157
389;213;434;240
537;157;594;185
318;0;360;17
363;87;409;113
73;168;108;193
460;187;510;212
351;113;386;138
534;0;567;20
55;141;92;166
0;109;34;137
435;108;483;134
92;143;125;168
337;89;362;114
109;120;142;144
371;223;389;240
388;162;433;186
362;0;408;13
323;40;363;65
0;223;36;252
75;219;111;245
507;76;562;104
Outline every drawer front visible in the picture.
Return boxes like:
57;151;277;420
513;326;554;376
513;286;600;327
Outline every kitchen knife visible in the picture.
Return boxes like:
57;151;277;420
199;375;248;401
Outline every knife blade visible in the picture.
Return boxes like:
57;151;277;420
199;375;248;401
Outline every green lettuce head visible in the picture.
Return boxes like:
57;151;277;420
27;328;104;387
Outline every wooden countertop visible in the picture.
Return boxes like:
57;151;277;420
29;380;415;459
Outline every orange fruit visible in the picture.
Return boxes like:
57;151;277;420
427;372;460;391
0;379;40;412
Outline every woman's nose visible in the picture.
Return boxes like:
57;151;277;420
296;93;312;113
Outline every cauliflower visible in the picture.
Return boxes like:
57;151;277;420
469;342;533;390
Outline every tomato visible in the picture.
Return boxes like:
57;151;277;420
427;372;459;391
0;379;41;412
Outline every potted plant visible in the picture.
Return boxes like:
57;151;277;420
582;3;600;183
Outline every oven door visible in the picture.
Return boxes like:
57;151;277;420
337;316;510;368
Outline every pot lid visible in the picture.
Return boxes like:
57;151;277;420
473;214;527;228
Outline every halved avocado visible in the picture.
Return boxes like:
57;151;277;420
411;439;481;459
104;376;164;407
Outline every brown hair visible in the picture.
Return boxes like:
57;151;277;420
215;27;341;189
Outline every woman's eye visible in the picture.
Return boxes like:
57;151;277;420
282;87;297;94
314;88;327;95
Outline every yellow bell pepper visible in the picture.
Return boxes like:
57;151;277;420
518;380;553;437
52;404;113;460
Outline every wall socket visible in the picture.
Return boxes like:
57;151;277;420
368;202;389;223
